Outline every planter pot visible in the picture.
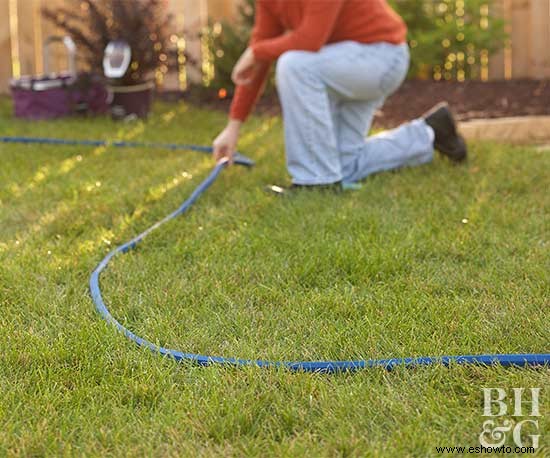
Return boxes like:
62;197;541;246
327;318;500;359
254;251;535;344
11;73;109;120
109;81;154;120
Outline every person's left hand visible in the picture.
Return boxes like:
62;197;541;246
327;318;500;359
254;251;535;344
232;47;259;86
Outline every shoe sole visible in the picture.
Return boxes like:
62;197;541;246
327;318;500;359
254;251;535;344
435;134;468;163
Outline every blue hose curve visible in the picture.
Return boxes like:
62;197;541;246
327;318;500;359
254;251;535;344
0;136;255;167
3;135;545;373
87;157;550;373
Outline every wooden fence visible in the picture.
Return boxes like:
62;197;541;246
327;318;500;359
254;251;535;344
0;0;242;93
489;0;550;79
1;0;549;94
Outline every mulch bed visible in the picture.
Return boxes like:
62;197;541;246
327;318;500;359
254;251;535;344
163;79;550;129
376;79;550;128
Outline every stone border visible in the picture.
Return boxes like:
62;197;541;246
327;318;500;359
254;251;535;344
458;116;550;144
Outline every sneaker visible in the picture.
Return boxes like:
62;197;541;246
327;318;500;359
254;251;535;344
423;102;468;162
264;182;343;196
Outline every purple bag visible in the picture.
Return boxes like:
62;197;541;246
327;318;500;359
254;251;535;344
10;36;109;120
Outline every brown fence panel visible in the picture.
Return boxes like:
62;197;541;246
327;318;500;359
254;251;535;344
18;0;38;76
530;0;550;78
0;1;12;94
488;0;512;80
510;0;533;78
184;0;207;84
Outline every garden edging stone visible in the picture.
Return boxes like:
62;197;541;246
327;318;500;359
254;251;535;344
458;116;550;144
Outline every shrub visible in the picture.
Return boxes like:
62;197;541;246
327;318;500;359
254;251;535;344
390;0;506;79
42;0;174;85
206;0;276;94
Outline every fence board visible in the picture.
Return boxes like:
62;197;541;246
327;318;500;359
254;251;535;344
0;1;11;94
510;0;532;78
18;0;37;76
184;0;207;83
489;0;507;79
530;0;550;77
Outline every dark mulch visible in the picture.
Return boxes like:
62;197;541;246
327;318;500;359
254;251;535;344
376;79;550;128
162;79;550;129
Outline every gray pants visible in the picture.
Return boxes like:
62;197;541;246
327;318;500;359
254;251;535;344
275;41;435;185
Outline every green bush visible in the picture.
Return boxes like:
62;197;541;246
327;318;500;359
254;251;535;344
205;0;258;94
207;0;506;85
390;0;506;79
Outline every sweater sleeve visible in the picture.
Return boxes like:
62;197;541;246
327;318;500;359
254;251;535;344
229;1;284;121
251;0;346;61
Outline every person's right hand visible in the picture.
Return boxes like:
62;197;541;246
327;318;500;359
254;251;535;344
213;119;242;165
232;47;259;86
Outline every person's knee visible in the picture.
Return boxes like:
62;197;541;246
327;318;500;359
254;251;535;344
276;51;307;83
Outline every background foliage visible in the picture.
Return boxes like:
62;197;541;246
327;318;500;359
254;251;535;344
391;0;506;79
206;0;259;94
207;0;506;91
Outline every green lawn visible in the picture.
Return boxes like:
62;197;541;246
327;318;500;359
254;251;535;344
0;98;548;456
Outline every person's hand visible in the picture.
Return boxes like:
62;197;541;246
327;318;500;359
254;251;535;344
213;119;242;164
232;47;259;86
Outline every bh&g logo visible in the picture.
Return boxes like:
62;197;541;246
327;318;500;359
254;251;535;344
480;388;541;450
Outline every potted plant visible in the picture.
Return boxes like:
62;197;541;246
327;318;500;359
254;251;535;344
43;0;173;119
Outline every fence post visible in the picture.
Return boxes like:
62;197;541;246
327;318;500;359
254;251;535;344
164;0;185;91
183;0;207;84
0;1;12;93
17;0;38;76
510;0;532;78
489;0;506;80
530;0;550;78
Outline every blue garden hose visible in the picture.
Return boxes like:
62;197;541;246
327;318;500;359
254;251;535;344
3;135;549;372
0;136;255;167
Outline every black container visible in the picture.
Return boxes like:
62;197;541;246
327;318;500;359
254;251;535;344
109;81;154;120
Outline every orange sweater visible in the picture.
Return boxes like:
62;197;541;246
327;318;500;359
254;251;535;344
230;0;407;121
